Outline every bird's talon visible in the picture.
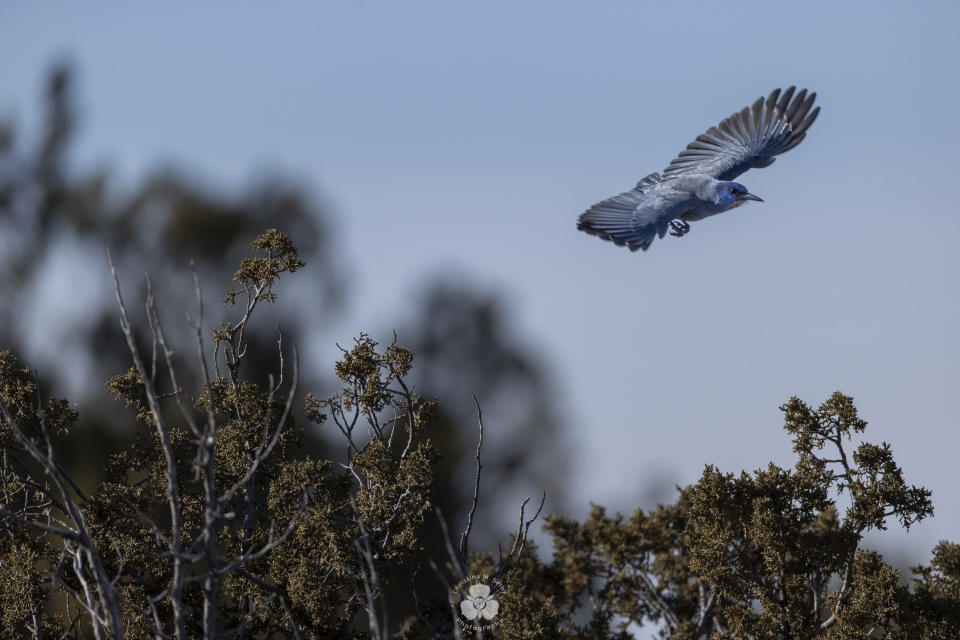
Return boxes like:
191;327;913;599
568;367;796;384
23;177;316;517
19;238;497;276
669;220;691;237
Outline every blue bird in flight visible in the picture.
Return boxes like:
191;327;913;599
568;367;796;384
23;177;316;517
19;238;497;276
577;87;819;252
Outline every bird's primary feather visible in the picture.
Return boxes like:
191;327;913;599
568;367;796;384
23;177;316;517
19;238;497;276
662;87;819;181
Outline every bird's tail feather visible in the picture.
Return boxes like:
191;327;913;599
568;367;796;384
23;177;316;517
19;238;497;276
576;189;666;252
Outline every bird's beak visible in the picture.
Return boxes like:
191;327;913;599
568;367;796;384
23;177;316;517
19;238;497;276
742;193;763;202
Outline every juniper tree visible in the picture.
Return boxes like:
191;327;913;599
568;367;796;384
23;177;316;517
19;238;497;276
484;394;954;639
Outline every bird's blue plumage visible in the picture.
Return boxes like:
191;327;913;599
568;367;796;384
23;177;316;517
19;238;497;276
577;87;819;252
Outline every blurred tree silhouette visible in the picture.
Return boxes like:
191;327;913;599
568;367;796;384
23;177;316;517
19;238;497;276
399;282;568;544
0;63;345;414
0;63;569;537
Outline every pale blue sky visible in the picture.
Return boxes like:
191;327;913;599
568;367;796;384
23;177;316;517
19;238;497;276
2;1;959;561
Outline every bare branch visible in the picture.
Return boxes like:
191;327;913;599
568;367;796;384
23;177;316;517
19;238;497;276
354;507;388;640
821;550;856;629
109;248;188;640
145;276;202;439
458;396;484;564
0;505;80;541
493;492;546;588
0;387;124;639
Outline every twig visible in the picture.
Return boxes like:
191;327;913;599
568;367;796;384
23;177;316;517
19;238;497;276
458;396;484;565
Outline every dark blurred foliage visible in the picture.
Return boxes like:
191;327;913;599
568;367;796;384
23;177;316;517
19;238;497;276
0;63;568;540
399;283;569;544
0;64;344;407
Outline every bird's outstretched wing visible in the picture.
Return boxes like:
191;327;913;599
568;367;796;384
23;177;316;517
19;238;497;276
662;87;819;181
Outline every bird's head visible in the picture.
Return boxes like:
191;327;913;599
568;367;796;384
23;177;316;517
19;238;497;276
714;181;764;207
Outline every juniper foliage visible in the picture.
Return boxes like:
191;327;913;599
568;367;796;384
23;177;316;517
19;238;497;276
0;230;958;639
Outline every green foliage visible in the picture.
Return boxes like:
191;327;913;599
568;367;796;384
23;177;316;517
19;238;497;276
226;228;305;306
1;232;959;638
902;541;960;638
507;394;952;639
0;350;77;447
0;232;443;638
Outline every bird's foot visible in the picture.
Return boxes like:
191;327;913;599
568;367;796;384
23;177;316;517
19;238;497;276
669;220;691;237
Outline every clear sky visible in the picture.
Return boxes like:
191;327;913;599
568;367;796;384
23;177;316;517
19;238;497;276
2;1;958;561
